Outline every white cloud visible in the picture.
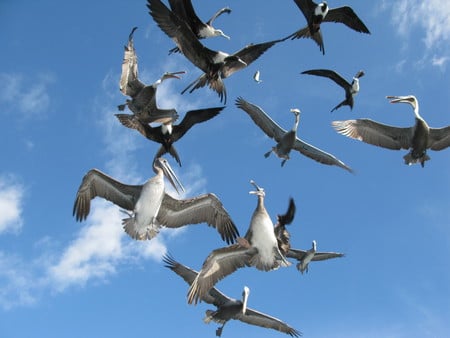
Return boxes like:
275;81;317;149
0;72;55;119
385;1;450;49
0;175;24;235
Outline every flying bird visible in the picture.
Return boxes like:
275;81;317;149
118;26;185;124
301;69;365;112
286;240;345;274
167;0;231;54
332;95;450;167
287;0;370;54
73;157;239;244
274;198;296;256
235;97;353;172
187;180;291;305
116;106;224;166
147;0;281;103
164;255;301;337
253;70;262;84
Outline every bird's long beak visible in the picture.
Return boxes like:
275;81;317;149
242;286;249;315
249;180;264;195
161;159;185;195
221;32;231;40
165;70;186;80
386;95;406;104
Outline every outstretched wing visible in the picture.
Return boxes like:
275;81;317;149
73;169;142;221
158;193;240;244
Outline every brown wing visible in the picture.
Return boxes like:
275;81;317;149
158;193;240;244
187;244;256;305
73;169;142;221
429;126;450;150
236;309;302;337
324;6;370;34
332;119;414;150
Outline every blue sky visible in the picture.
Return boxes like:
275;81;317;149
1;1;450;337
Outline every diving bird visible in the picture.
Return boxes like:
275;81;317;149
286;240;345;274
287;0;370;54
301;69;365;112
274;198;296;256
164;255;301;337
116;106;224;166
73;157;239;244
187;180;291;305
235;97;353;172
332;95;450;167
167;0;231;54
118;26;185;124
147;0;282;104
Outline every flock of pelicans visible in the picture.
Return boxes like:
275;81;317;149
72;0;450;336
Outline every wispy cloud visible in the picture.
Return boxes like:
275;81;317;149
0;175;24;235
0;72;55;119
381;1;450;68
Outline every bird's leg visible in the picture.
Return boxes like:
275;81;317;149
281;159;286;167
264;150;272;158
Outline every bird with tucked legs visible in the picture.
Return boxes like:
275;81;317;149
332;95;450;167
73;157;239;243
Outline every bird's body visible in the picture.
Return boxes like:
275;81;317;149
302;69;365;112
274;198;296;256
187;180;290;305
167;0;231;54
332;95;450;167
147;0;281;103
287;0;370;54
118;27;185;124
116;106;224;166
73;158;239;243
235;97;353;172
164;255;301;337
287;240;344;274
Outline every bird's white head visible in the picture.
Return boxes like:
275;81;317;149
215;29;230;40
249;180;265;198
386;95;419;117
153;157;185;195
312;240;317;251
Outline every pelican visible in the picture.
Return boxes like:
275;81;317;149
73;157;239;243
301;69;365;112
147;0;282;104
116;106;224;166
118;26;185;124
286;0;370;54
187;180;291;305
167;0;231;54
164;255;301;337
332;95;450;167
287;240;345;274
235;97;353;172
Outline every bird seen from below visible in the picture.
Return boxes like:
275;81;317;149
116;106;224;166
167;0;231;54
118;26;185;124
274;197;296;256
287;0;370;54
73;157;239;243
287;240;345;274
332;95;450;167
164;255;302;337
186;180;291;305
147;0;282;104
235;96;353;172
301;69;365;112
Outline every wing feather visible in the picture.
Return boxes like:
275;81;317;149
73;169;142;221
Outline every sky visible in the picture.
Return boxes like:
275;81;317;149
1;0;450;337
